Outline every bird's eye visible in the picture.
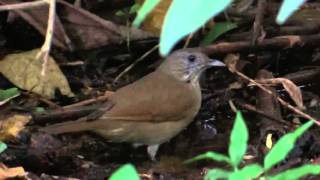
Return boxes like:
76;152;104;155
187;54;196;63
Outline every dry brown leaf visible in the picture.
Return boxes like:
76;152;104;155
59;0;153;49
0;0;153;51
256;78;304;109
137;0;172;35
275;35;302;47
0;163;26;179
224;54;239;73
0;114;31;141
0;49;74;99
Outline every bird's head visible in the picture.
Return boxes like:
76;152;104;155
159;49;225;83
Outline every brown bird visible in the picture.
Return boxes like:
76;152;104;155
41;49;224;160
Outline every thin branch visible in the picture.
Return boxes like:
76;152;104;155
113;44;159;83
226;54;320;126
0;0;46;11
37;0;56;76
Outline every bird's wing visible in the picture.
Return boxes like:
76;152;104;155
41;71;201;135
104;71;201;122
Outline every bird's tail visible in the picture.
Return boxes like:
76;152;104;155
40;119;97;134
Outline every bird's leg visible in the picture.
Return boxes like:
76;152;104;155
147;144;160;161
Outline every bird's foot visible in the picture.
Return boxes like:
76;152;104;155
147;144;160;161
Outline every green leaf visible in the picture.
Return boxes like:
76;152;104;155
0;141;7;154
264;121;313;171
133;0;161;27
201;22;238;45
129;3;141;14
229;164;263;180
35;107;45;113
276;0;306;24
204;169;230;180
109;164;139;180
268;164;320;180
160;0;233;56
116;10;126;17
228;111;248;168
184;151;230;164
0;88;20;101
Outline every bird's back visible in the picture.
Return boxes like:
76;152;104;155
42;70;202;145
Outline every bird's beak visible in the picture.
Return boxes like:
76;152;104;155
207;59;225;67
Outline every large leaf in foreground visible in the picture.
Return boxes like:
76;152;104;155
160;0;232;55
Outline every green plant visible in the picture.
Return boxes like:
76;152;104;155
0;141;7;154
109;163;139;180
185;111;320;180
200;22;238;46
133;0;307;56
116;3;141;17
0;87;20;101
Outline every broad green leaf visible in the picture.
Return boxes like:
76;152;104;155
205;169;230;180
229;164;263;180
276;0;306;24
0;141;7;154
264;121;313;170
268;164;320;180
133;0;161;27
0;88;20;101
160;0;233;56
229;111;248;168
109;164;139;180
201;22;238;45
184;151;230;164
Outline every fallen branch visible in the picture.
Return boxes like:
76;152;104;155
201;34;320;55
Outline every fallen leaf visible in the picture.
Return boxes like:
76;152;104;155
256;78;304;109
59;0;154;49
275;35;302;47
0;114;31;141
224;54;239;73
0;163;26;179
136;0;172;35
0;0;73;51
266;133;273;149
0;0;153;51
0;88;20;106
0;49;74;99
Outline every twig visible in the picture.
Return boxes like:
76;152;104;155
226;54;320;126
183;33;194;48
0;0;56;71
63;91;113;109
238;101;291;126
38;0;56;76
200;34;320;55
0;0;47;11
251;0;266;45
113;44;159;83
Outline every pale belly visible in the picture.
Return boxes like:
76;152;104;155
93;117;194;145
